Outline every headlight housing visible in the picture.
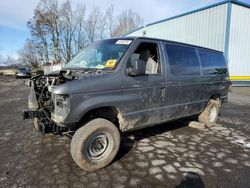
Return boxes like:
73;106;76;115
51;94;70;123
55;94;70;108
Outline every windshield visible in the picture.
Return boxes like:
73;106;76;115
64;39;133;70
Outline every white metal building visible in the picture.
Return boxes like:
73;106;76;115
126;0;250;85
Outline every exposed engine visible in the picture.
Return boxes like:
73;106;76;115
29;70;72;112
22;70;75;134
23;69;104;134
30;69;104;111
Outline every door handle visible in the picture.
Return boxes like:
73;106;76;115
161;88;166;98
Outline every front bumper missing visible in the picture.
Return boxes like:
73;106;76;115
22;110;44;120
23;110;70;135
38;120;67;135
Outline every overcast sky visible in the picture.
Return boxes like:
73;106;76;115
0;0;249;57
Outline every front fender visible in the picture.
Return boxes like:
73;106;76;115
64;91;124;124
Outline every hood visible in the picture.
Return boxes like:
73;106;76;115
53;71;121;95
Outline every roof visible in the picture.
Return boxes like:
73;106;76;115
125;0;250;36
119;36;223;53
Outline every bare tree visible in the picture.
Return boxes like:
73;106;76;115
84;6;104;43
27;10;49;65
6;56;16;65
112;9;143;37
37;0;61;63
106;5;116;37
22;0;143;65
74;4;86;53
18;40;40;68
98;13;107;40
59;0;77;62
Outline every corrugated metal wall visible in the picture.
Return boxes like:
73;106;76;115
127;4;228;52
228;4;250;77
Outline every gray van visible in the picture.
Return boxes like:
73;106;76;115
23;37;231;171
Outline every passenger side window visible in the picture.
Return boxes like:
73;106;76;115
198;49;227;75
127;42;160;75
165;43;200;75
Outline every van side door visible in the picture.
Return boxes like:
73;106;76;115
120;39;166;131
163;42;205;120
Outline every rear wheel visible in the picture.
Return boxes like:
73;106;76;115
70;118;120;171
198;99;220;126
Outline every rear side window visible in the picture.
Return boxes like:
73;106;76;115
198;49;227;75
165;43;200;75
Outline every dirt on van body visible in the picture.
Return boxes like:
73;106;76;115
0;75;250;188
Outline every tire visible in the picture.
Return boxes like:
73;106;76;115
70;118;120;171
33;118;39;131
198;99;220;126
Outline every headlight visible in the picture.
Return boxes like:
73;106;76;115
55;94;70;108
51;94;70;123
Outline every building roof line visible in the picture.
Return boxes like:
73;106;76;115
125;0;250;36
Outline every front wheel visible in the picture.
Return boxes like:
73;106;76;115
70;118;120;171
198;99;220;126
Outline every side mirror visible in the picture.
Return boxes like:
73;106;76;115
126;60;145;76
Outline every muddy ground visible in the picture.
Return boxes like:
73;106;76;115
0;75;249;188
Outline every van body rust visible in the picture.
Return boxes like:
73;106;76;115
23;37;231;171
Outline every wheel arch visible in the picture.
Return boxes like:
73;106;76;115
210;94;220;100
76;106;124;131
209;94;221;106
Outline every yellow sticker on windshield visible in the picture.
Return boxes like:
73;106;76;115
105;59;117;68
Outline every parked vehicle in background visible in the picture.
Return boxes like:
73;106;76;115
16;67;31;78
23;37;231;171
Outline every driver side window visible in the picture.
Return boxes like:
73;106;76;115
127;42;160;75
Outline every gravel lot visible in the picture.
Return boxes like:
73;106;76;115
0;75;250;188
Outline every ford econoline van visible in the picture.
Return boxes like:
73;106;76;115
23;37;231;171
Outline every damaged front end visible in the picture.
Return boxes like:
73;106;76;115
23;70;74;135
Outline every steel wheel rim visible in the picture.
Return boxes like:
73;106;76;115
85;132;113;162
208;106;217;122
